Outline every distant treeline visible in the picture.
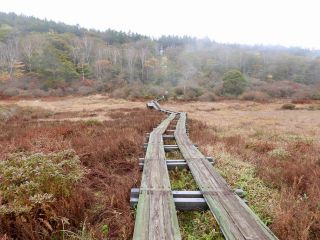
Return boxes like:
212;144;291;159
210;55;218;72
0;12;320;100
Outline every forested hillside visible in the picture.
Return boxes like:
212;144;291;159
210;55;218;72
1;12;320;100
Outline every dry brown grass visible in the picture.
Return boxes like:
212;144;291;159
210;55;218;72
0;94;145;122
168;100;320;240
0;102;163;239
2;96;320;239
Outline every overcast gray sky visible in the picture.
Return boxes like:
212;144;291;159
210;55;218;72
1;0;319;48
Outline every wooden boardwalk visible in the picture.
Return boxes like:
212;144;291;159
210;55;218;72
133;111;181;240
174;113;278;240
133;99;278;240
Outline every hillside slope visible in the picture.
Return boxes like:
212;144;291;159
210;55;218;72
0;12;320;99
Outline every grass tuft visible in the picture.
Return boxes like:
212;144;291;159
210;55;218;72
169;169;198;191
178;211;224;240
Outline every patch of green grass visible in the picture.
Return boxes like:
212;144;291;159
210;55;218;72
164;139;177;145
0;105;53;122
214;151;279;225
169;168;198;190
60;219;96;240
250;130;314;145
0;105;17;122
308;104;320;111
166;150;184;159
178;211;224;240
83;119;101;126
281;103;296;110
267;147;289;159
101;224;109;237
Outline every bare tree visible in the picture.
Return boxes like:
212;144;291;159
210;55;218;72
91;43;112;81
111;46;120;66
70;37;81;65
0;42;6;71
2;37;20;80
20;34;43;72
94;59;111;81
125;46;136;82
81;35;94;64
138;47;148;82
136;40;151;83
70;35;95;81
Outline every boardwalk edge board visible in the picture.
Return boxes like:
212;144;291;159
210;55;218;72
133;111;181;239
139;98;279;240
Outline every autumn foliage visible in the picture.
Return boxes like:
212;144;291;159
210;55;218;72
0;107;163;239
189;119;320;240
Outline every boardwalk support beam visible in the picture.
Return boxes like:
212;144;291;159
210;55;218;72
130;188;208;211
138;157;215;170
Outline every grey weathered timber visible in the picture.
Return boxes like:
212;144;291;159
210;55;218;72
133;113;181;240
174;112;278;240
143;144;180;152
131;188;208;211
144;144;196;152
139;157;215;170
131;188;204;198
139;157;214;163
166;129;176;132
146;134;175;140
162;134;175;140
144;144;198;148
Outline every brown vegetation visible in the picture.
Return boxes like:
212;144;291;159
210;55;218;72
181;101;320;240
0;105;163;239
239;90;269;102
2;97;320;240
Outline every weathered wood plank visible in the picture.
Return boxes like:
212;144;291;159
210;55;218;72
174;112;278;240
139;157;215;170
131;196;208;211
147;134;175;141
133;113;181;240
139;157;214;163
131;188;204;198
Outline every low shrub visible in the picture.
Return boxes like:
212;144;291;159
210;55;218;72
260;81;303;98
0;150;88;239
78;86;95;95
183;87;203;100
31;89;49;97
0;150;86;215
0;105;17;122
239;91;269;102
143;86;165;99
110;85;142;99
291;99;311;104
48;88;63;97
281;103;296;110
174;87;184;96
2;88;19;97
267;147;289;159
198;92;217;102
110;87;128;99
311;91;320;100
308;105;320;111
222;70;247;96
19;90;33;97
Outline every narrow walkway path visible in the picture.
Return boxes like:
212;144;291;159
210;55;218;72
133;99;278;240
133;112;181;240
